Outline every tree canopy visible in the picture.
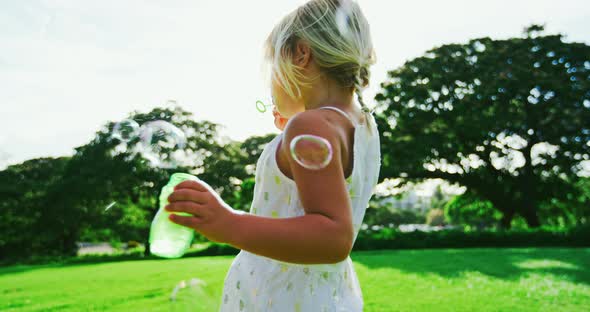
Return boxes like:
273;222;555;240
374;25;590;228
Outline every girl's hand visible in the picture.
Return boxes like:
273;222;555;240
273;106;289;131
165;179;238;244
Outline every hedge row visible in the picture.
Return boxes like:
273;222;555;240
191;226;590;257
351;226;590;250
3;226;587;266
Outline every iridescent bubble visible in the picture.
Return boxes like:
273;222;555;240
335;0;354;38
289;134;333;170
0;149;11;169
256;100;272;113
169;277;218;310
165;99;179;111
112;119;140;142
138;121;187;168
104;201;116;212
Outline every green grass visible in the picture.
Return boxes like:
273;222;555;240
1;248;588;311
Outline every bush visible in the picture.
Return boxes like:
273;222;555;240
444;192;502;229
3;226;587;267
363;206;426;227
351;225;590;251
126;240;141;249
185;243;239;257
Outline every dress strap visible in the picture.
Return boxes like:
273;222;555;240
317;106;358;127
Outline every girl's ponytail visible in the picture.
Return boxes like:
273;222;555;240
353;62;375;136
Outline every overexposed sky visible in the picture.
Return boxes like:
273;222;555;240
1;0;589;167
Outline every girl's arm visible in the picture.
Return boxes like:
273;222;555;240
227;110;354;264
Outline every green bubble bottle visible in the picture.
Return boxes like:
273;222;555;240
149;173;199;258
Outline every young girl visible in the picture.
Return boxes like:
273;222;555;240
166;0;380;310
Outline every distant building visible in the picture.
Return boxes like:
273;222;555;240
373;179;464;213
377;189;433;213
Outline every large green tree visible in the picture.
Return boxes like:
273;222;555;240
374;25;590;228
35;106;244;256
0;106;279;260
0;157;69;260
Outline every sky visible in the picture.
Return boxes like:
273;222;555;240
1;0;589;169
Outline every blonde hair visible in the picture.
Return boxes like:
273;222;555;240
263;0;376;115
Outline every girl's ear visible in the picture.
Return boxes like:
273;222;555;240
294;40;311;68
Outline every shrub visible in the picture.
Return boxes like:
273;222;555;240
363;205;426;227
351;225;590;251
126;240;141;249
4;226;587;266
444;193;502;229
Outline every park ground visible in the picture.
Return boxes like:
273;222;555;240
1;248;589;311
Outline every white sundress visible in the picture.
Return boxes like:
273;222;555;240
220;105;381;312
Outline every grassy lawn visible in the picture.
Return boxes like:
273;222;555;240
1;248;588;311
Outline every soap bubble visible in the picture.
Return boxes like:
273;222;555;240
110;117;188;169
256;99;273;113
165;99;178;109
138;120;187;168
289;134;333;170
104;201;116;212
0;149;10;169
335;0;354;38
112;119;140;142
169;277;218;311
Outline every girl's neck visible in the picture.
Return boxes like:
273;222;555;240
303;76;355;112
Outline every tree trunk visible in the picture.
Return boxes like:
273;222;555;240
500;209;515;229
521;104;541;228
62;231;79;257
520;202;541;228
488;195;515;229
519;163;541;227
144;238;151;257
